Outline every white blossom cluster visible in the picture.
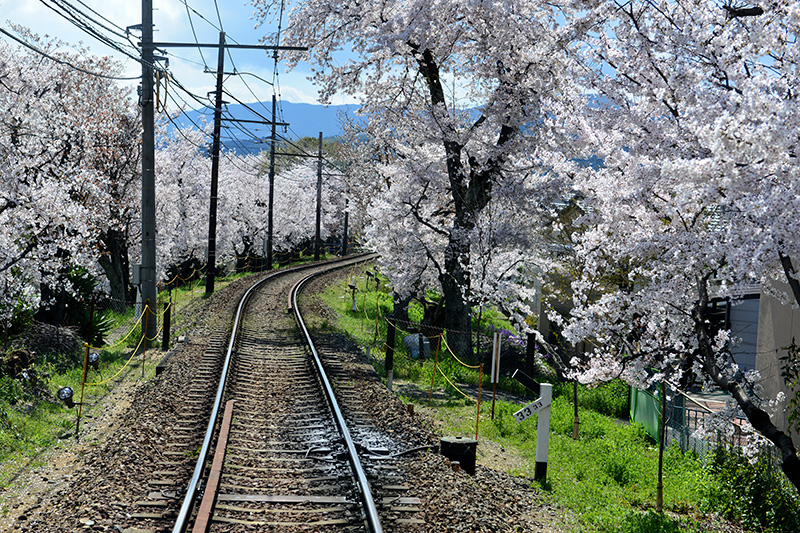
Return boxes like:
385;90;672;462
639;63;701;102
254;0;800;468
0;33;129;320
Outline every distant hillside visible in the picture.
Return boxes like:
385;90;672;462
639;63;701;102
175;101;361;154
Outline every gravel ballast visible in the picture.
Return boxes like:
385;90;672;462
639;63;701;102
1;267;567;532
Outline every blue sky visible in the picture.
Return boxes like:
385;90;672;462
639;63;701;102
1;0;345;106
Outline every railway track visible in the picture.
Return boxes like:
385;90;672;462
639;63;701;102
126;256;426;533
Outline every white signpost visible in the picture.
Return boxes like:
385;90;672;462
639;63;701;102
513;381;552;481
490;332;502;418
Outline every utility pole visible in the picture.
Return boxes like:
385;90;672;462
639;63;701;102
146;41;304;294
314;132;323;261
341;198;349;256
205;31;226;295
266;94;277;270
140;0;157;340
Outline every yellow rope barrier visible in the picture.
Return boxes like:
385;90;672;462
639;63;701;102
88;307;146;351
84;333;146;386
84;304;165;386
440;335;481;369
435;366;476;403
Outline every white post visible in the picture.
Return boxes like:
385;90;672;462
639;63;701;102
491;332;502;383
535;383;552;481
490;332;502;418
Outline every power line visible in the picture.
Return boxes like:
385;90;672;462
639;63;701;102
0;26;140;80
38;0;144;65
71;0;128;35
180;0;210;69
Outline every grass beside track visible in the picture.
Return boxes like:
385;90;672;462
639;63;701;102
0;272;252;491
316;264;800;533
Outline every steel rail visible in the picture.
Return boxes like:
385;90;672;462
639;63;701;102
291;266;384;533
171;254;376;533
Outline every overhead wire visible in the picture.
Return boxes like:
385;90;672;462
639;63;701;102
273;0;287;127
160;0;331;181
71;0;128;35
38;0;145;65
0;26;140;81
40;0;129;40
179;0;210;70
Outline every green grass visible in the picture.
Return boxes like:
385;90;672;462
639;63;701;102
0;258;327;490
0;309;164;489
413;394;713;532
316;268;800;532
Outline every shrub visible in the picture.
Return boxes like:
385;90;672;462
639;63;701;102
554;379;630;420
704;444;800;532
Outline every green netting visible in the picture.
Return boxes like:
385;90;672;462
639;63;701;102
630;386;660;440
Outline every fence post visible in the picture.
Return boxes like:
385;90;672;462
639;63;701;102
385;316;395;391
162;299;171;351
526;332;536;378
76;343;90;441
573;381;580;440
476;363;484;440
428;334;442;406
491;332;501;419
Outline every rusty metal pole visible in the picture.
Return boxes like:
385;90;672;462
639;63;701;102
162;299;171;351
476;363;484;440
385;316;396;391
76;343;89;441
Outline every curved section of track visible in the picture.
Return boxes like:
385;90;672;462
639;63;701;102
172;256;380;533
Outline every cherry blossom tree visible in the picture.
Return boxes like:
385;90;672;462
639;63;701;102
148;122;211;281
271;159;346;254
0;30;134;328
554;0;800;488
253;0;590;354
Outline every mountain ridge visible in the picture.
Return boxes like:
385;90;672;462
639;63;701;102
175;101;360;154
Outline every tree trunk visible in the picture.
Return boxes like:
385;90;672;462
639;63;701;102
392;292;412;324
694;276;800;491
440;232;472;357
411;44;516;360
779;252;800;307
98;228;131;313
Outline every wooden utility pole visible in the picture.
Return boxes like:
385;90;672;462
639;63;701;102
140;0;157;340
266;94;277;270
314;132;323;260
205;31;226;295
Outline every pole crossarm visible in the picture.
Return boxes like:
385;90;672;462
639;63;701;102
150;42;308;51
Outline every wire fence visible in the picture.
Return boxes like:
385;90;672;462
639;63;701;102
387;317;533;379
631;384;785;475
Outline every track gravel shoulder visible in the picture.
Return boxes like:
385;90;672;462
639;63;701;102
301;270;572;532
0;272;266;532
1;268;571;532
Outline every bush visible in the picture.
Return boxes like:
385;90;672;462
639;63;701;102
555;379;630;420
704;445;800;532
